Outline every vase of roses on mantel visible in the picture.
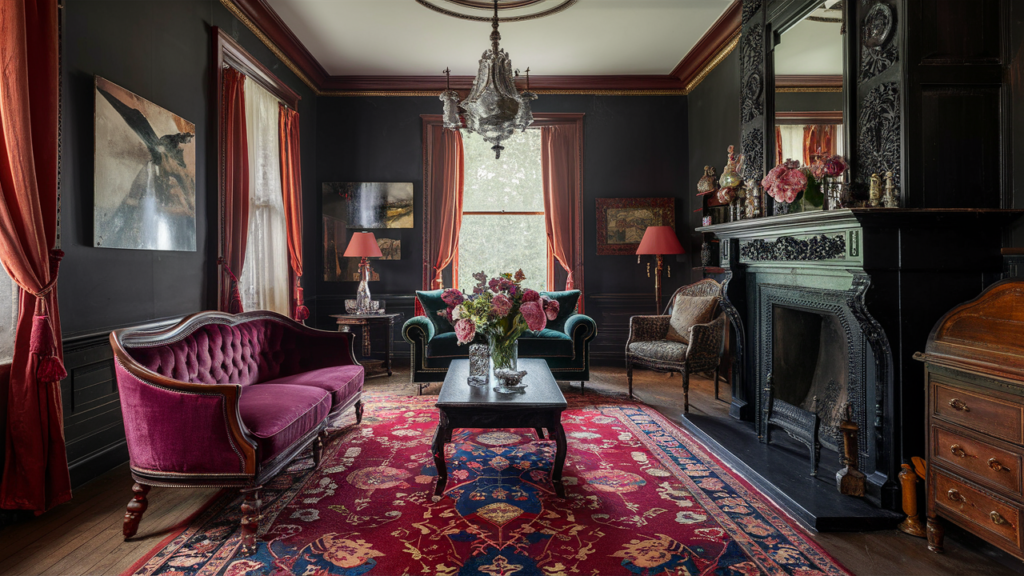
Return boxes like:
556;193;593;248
439;270;559;388
762;154;848;215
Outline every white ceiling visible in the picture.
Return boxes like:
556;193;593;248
265;0;735;77
774;8;844;76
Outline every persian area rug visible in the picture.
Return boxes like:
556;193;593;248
126;393;849;576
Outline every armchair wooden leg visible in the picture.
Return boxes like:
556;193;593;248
713;368;720;401
123;482;150;540
682;371;690;414
626;360;634;399
355;400;364;424
580;381;585;395
239;488;262;556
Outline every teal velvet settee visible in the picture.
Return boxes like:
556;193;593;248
402;289;597;392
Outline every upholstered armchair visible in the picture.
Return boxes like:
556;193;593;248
625;279;727;412
110;311;365;555
403;289;597;392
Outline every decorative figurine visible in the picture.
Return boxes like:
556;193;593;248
719;145;742;189
745;179;761;218
882;170;899;208
836;403;866;496
697;165;717;195
868;173;882;207
898;463;926;538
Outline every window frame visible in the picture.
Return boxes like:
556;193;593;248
213;28;301;310
421;113;584;293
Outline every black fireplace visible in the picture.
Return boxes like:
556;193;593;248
690;209;1017;528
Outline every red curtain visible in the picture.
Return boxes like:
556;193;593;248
541;125;584;313
279;104;307;322
417;125;464;316
220;69;248;314
0;0;71;513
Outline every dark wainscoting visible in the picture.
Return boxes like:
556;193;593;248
310;294;417;360
60;318;181;489
587;293;651;366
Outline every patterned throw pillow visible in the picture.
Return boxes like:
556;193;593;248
665;295;717;344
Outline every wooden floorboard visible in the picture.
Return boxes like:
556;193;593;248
0;363;1019;575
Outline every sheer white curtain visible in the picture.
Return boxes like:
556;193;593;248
239;78;289;315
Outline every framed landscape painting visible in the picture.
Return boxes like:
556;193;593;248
93;76;196;251
596;198;675;255
322;182;414;229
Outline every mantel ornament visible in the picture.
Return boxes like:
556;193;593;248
740;234;847;262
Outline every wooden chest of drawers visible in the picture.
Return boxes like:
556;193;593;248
917;280;1024;563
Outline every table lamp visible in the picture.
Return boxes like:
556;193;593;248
636;226;685;313
344;232;383;314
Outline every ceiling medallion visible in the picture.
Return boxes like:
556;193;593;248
440;0;537;159
416;0;577;22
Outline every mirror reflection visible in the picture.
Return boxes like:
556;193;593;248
773;1;845;168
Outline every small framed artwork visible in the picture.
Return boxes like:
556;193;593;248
322;182;414;229
596;198;675;255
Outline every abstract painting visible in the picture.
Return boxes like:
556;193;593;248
596;198;675;255
93;77;196;251
323;182;414;229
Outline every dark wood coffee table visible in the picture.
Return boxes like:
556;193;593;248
432;358;569;498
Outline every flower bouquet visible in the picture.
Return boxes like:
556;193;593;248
439;270;559;381
762;154;847;214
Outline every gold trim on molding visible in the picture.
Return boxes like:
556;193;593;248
684;29;740;94
219;0;321;94
776;86;843;93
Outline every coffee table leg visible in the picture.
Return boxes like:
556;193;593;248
534;428;545;439
551;419;567;498
432;412;450;496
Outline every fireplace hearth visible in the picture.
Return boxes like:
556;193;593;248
691;209;1019;528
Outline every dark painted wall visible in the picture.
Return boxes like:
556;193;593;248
11;0;320;499
686;50;741;265
313;95;689;359
59;0;318;337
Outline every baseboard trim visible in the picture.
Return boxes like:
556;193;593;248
68;440;129;490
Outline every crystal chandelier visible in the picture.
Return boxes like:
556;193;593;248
440;0;537;159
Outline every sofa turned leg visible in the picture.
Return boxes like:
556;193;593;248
313;430;327;467
683;371;690;413
355;400;364;424
580;381;585;395
239;488;262;556
123;482;150;540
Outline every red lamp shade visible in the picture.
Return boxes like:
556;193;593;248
343;232;383;258
636;226;685;255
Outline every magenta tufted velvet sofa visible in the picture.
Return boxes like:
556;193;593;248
110;311;364;554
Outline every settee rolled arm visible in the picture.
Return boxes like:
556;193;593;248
111;337;259;481
686;315;727;373
627;315;671;347
402;316;435;345
563;314;597;342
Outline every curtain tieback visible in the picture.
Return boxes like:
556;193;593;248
30;250;67;383
218;257;244;314
293;276;309;321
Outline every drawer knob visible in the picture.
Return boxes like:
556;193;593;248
988;458;1010;473
948;398;970;412
947;488;966;503
949;444;972;459
990;511;1010;526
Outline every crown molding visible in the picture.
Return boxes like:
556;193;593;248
671;0;741;86
222;0;739;96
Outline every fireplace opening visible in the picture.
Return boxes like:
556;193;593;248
772;306;849;453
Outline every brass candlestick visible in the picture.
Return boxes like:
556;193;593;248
898;463;926;537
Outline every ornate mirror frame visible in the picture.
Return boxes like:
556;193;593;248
741;0;904;210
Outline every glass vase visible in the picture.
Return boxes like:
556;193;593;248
468;343;490;387
488;337;518;372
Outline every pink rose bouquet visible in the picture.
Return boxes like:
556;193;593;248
437;269;545;370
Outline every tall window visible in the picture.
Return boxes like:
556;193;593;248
0;270;15;363
458;130;547;291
